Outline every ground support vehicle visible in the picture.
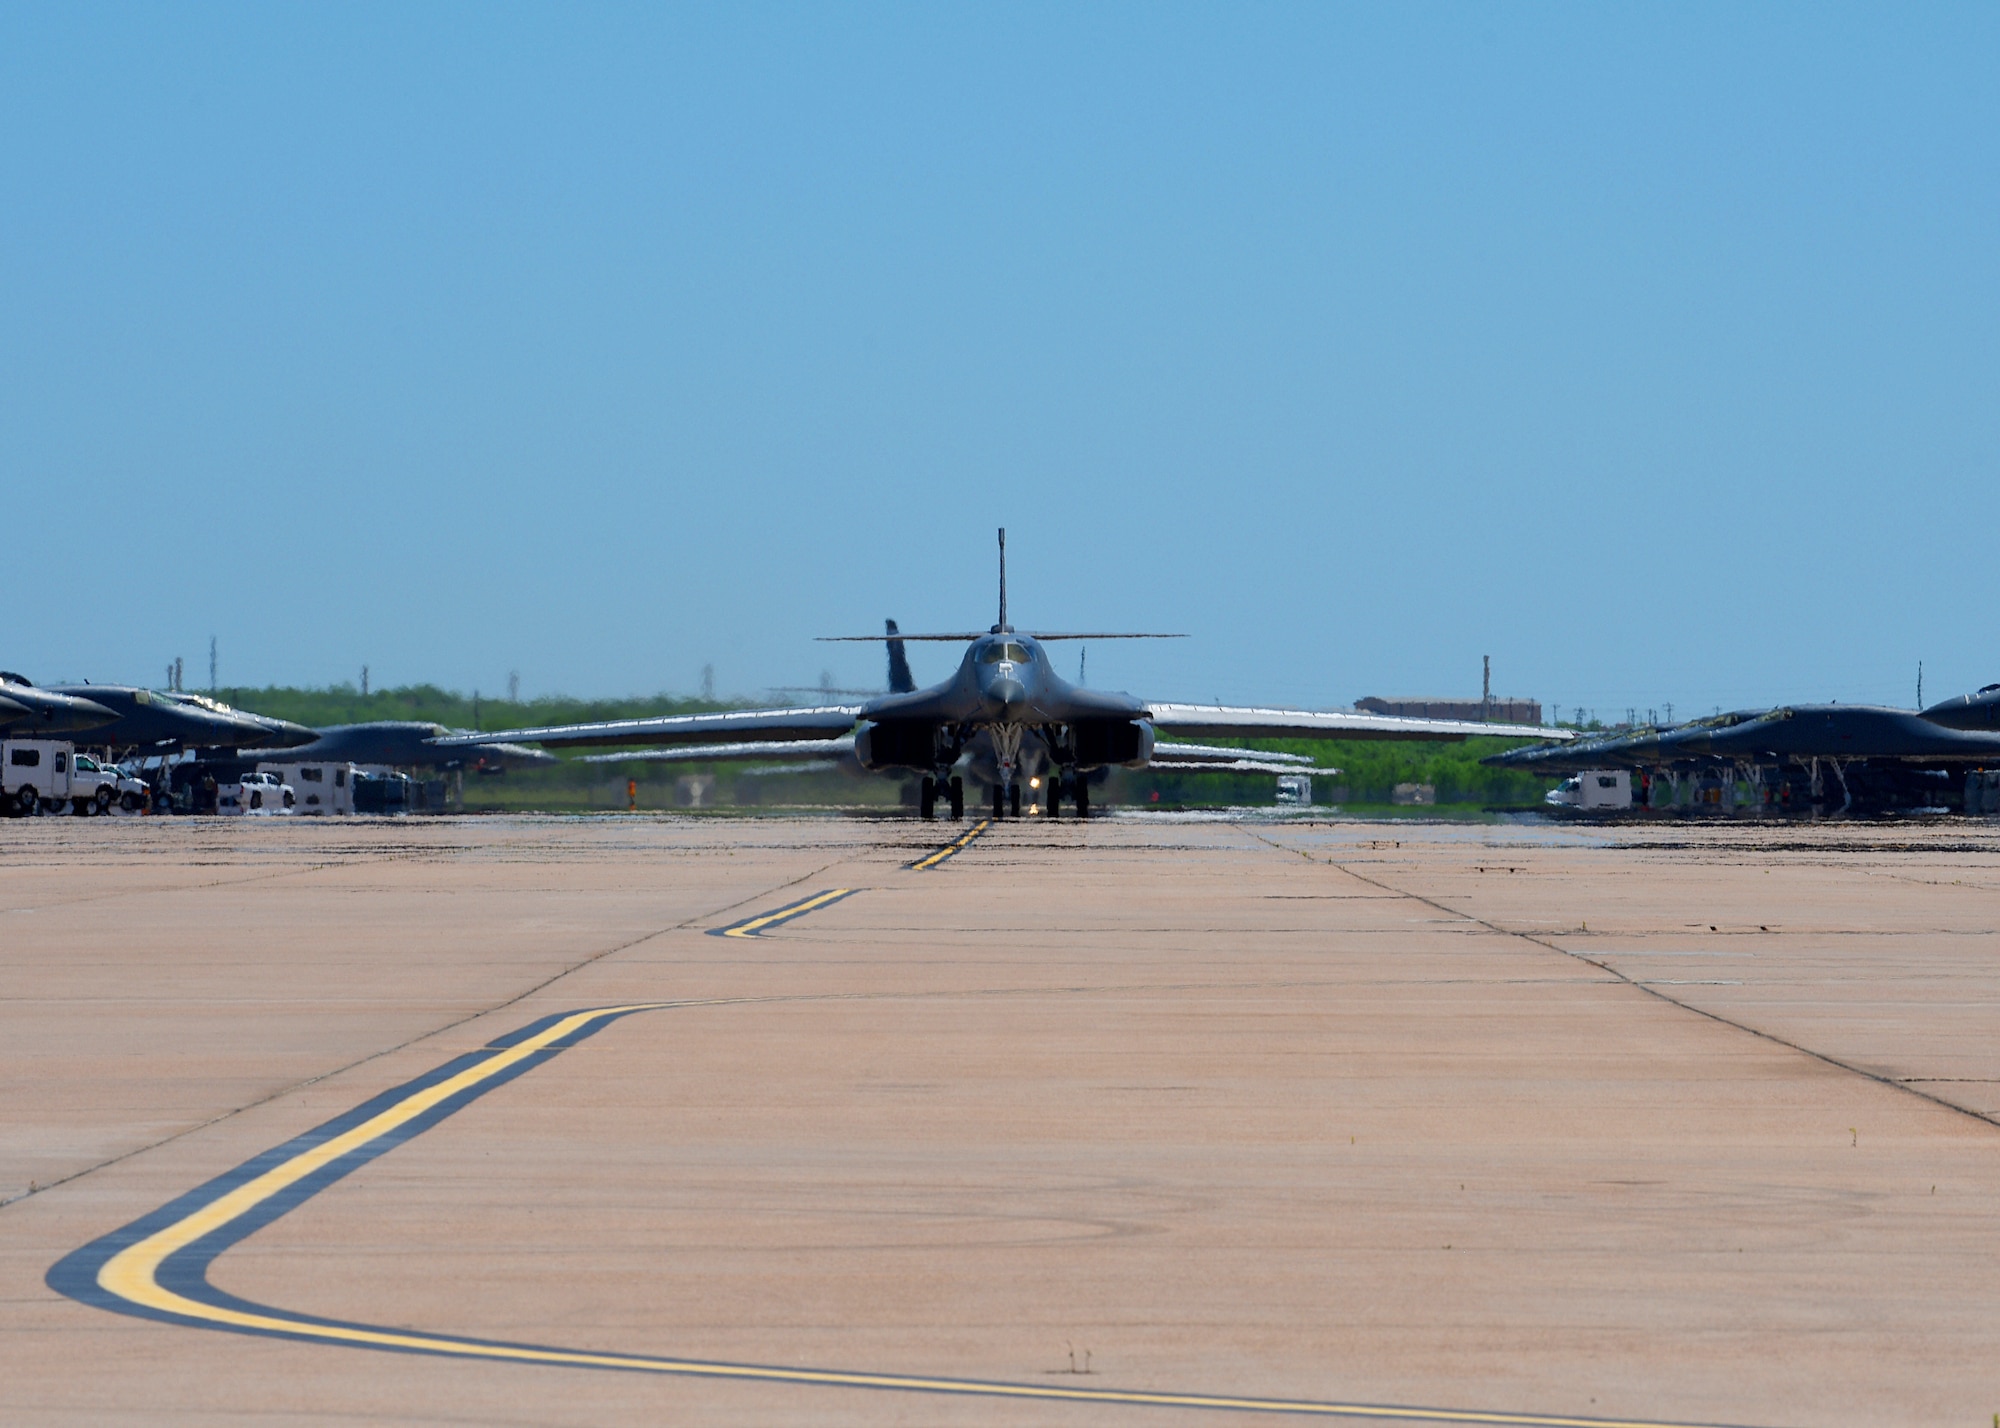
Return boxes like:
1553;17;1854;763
67;754;150;814
1545;769;1634;811
3;739;77;815
217;770;295;815
258;761;356;815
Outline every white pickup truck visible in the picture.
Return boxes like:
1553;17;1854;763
71;754;150;814
217;770;295;815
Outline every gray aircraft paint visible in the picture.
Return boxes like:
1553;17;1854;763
258;721;554;772
43;684;312;752
0;674;116;735
1485;702;2000;775
439;530;1568;817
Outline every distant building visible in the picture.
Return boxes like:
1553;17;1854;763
1355;696;1543;725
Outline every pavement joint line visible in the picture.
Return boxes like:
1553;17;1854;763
707;888;862;938
1241;826;2000;1137
47;999;1763;1428
908;819;993;870
0;852;858;1214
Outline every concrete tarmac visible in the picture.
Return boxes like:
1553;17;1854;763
4;813;1998;1426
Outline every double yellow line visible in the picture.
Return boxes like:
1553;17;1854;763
707;888;858;938
908;819;992;871
47;996;1741;1427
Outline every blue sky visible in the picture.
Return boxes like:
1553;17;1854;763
4;4;1994;718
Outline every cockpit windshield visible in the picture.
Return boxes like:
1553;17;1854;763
979;641;1032;664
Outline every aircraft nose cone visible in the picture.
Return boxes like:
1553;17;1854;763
986;677;1028;717
264;718;319;749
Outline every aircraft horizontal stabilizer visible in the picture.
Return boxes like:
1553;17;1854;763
1152;740;1319;767
1150;757;1344;776
818;631;1186;642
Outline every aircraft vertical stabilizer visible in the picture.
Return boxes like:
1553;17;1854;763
885;620;915;694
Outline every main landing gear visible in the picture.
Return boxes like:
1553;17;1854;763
919;775;965;821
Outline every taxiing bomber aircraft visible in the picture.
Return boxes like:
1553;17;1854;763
440;530;1570;819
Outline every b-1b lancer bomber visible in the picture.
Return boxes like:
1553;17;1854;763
0;673;116;735
440;530;1571;819
1485;691;2000;812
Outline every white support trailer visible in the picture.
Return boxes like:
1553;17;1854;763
3;738;75;815
1545;769;1633;812
259;761;357;815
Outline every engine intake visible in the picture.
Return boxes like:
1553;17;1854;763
1072;718;1154;770
855;720;943;771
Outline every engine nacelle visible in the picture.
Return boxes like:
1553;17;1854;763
854;719;943;771
1072;718;1154;770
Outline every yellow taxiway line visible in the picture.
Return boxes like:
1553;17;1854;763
50;999;1755;1427
707;887;858;938
909;819;992;871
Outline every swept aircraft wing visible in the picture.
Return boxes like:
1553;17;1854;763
431;705;862;752
1145;703;1574;743
575;737;857;765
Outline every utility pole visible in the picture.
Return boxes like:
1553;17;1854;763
1481;655;1491;721
1917;660;1923;709
209;637;217;693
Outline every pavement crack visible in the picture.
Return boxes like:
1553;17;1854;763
0;854;854;1214
1240;825;2000;1137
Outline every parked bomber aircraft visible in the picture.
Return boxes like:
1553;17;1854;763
1921;683;2000;730
1484;698;2000;812
1486;703;2000;776
43;684;316;754
440;530;1572;819
258;720;555;773
0;673;116;735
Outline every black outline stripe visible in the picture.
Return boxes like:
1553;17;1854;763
44;1002;1756;1428
705;888;859;938
909;819;992;871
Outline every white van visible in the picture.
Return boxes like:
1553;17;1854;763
3;739;75;816
259;761;356;815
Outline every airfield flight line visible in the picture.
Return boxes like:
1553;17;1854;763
6;814;2000;1427
435;528;1571;820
